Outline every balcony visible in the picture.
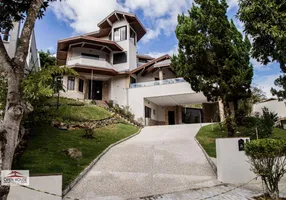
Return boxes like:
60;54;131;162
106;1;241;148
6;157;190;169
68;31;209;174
67;55;113;69
130;78;186;88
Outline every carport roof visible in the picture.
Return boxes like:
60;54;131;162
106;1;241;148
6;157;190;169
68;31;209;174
146;93;208;106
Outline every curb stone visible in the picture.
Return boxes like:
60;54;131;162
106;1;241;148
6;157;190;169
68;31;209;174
62;128;142;196
194;135;217;175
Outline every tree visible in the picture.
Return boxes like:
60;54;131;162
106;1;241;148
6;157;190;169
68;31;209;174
39;50;56;68
0;0;49;199
172;0;253;136
245;139;286;199
238;0;286;100
251;86;267;104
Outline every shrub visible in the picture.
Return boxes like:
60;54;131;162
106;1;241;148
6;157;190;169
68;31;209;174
83;127;95;139
245;139;286;199
106;100;114;108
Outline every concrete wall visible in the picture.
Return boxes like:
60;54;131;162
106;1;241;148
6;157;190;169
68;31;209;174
3;22;20;58
216;138;255;184
253;100;286;118
8;175;62;200
110;75;127;106
70;47;109;62
26;30;40;71
137;68;176;83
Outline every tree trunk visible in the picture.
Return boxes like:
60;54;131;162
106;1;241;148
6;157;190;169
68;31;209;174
223;101;235;137
0;1;43;199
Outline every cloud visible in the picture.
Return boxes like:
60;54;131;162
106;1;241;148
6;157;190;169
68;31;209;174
147;45;178;58
50;0;128;34
253;73;280;98
227;0;239;11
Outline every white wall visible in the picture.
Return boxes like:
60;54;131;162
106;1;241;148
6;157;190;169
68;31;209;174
8;175;62;200
128;82;196;119
216;138;255;184
70;47;109;62
144;99;158;121
253;100;286;118
110;75;127;106
137;68;177;83
60;75;85;99
26;30;40;71
3;22;20;58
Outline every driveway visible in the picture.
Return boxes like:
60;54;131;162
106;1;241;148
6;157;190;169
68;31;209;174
66;124;218;200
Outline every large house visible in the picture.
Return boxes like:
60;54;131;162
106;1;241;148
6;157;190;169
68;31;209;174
2;21;40;71
57;10;222;125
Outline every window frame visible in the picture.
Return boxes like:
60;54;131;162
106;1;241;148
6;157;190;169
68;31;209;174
113;26;127;42
113;52;127;65
145;106;152;118
78;78;84;92
130;27;136;45
67;76;75;90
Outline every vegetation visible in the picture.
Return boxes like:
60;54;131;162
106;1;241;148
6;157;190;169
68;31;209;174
172;0;253;137
39;50;56;68
245;139;286;199
238;0;286;100
14;123;139;188
196;125;286;158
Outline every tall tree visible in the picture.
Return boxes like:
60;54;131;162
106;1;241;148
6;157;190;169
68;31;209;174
238;0;286;100
172;0;253;136
0;1;48;199
39;50;56;68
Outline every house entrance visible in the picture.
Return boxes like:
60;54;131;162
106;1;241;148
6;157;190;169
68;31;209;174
88;80;102;100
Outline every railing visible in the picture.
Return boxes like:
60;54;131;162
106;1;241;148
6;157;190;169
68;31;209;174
67;55;112;68
129;78;186;88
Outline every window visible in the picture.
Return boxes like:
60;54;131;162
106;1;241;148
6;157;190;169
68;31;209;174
81;53;99;59
130;76;136;84
67;76;75;90
114;26;127;42
78;78;84;92
138;58;148;63
145;106;151;118
130;28;136;45
113;52;127;64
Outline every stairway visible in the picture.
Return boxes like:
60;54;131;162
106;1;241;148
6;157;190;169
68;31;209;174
95;100;109;108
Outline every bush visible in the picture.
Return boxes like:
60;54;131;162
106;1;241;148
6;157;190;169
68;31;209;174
106;100;114;108
240;107;278;139
245;139;286;199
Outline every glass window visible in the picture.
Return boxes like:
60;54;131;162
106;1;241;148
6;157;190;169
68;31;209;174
113;52;127;64
145;106;151;118
81;53;99;59
2;30;9;41
67;76;75;90
114;26;127;42
78;78;84;92
130;28;136;45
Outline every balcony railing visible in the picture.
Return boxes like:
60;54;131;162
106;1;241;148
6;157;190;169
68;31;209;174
67;55;113;68
130;78;186;88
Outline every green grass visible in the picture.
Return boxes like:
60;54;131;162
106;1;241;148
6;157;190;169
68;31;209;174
43;97;86;106
196;124;286;158
49;105;112;122
14;123;139;188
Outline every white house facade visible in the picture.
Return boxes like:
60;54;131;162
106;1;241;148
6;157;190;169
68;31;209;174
2;21;41;71
57;10;220;125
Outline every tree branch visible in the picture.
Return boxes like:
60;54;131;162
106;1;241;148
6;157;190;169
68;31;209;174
14;0;43;69
0;37;13;73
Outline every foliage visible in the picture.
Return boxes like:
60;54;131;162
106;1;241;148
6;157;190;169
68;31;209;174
172;0;253;136
39;50;56;68
0;0;48;32
83;127;94;139
42;97;85;107
23;66;77;105
245;139;286;199
13;123;139;188
238;0;286;100
252;86;267;104
196;124;286;158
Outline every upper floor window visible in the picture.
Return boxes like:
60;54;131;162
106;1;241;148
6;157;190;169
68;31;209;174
114;26;127;42
67;76;75;90
113;52;127;64
81;53;99;60
130;28;136;45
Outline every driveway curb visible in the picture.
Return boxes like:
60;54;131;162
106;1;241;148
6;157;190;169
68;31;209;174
62;127;142;197
194;134;217;175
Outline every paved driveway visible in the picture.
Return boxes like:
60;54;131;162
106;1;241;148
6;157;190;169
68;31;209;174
66;124;217;200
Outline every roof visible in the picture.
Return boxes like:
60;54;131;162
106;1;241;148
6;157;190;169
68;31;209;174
137;54;154;60
57;36;123;65
154;59;171;68
130;54;171;74
96;10;146;42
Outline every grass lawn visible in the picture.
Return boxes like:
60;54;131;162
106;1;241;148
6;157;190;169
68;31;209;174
49;105;112;122
196;124;286;158
14;123;139;188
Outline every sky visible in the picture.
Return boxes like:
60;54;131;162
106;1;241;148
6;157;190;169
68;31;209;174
34;0;281;98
